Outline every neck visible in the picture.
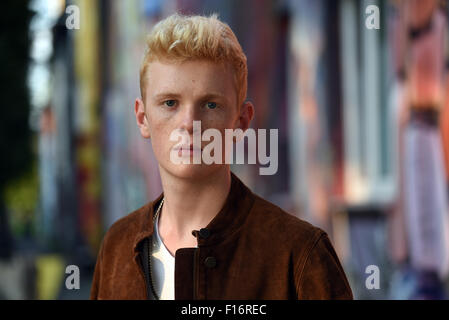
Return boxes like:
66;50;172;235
157;166;232;243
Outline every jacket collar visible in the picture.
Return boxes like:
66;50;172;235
132;171;255;253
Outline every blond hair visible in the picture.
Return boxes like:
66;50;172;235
139;13;247;107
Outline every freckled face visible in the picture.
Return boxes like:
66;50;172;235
143;59;240;179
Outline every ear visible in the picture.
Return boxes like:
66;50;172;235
235;100;255;133
135;98;151;139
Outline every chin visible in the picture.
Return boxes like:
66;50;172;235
162;162;225;181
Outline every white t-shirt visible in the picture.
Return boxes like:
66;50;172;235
150;212;175;300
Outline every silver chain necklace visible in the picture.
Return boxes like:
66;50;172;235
148;197;164;300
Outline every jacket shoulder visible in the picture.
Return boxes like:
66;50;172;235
102;202;151;247
249;193;325;243
248;193;353;299
90;202;152;300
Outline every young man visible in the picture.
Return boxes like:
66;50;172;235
90;13;353;300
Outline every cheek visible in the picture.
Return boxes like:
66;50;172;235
148;110;168;134
154;126;171;145
147;117;171;150
203;110;238;130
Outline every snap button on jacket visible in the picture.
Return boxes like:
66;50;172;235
90;172;353;300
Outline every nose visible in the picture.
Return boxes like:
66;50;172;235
178;103;200;135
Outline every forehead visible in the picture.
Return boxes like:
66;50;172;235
145;59;237;101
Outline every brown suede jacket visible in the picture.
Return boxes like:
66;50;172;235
90;172;353;300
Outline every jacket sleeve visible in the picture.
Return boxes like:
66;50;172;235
295;232;353;300
90;239;105;300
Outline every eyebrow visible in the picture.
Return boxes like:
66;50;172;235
152;93;182;101
152;92;229;103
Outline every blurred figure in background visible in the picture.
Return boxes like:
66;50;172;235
390;0;449;299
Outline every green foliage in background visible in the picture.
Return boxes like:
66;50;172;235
3;160;39;237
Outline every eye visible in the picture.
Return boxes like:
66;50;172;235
164;100;176;107
206;102;217;109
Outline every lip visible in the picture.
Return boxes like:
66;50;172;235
173;144;202;152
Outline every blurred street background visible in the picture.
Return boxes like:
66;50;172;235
1;0;449;300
